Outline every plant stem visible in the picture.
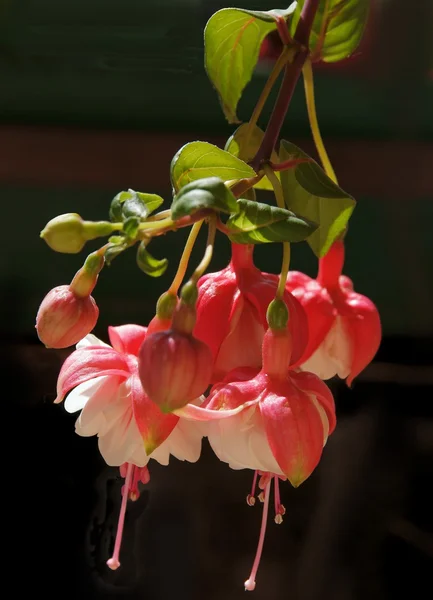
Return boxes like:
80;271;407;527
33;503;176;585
263;165;291;297
303;58;337;183
251;0;320;171
190;216;217;284
168;221;203;295
243;46;294;153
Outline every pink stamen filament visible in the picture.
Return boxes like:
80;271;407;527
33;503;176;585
244;480;271;592
107;462;134;570
247;470;259;506
273;475;285;524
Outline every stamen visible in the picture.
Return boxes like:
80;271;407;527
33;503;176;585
246;470;258;506
129;465;150;501
244;480;271;592
107;462;134;570
273;475;286;524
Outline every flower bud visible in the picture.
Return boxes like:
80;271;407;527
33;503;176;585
36;285;99;348
41;213;114;254
138;330;213;412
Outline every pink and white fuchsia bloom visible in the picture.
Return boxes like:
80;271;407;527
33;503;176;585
194;243;309;382
55;324;203;569
287;241;382;385
177;326;336;591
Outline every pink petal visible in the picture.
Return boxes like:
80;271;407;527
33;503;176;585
342;292;381;386
108;324;147;356
55;346;130;403
129;373;179;454
260;382;327;487
289;370;336;435
174;399;259;421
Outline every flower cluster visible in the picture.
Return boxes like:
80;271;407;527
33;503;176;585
34;1;379;590
37;240;380;589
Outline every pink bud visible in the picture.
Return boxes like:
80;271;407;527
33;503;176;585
138;330;213;412
36;285;99;348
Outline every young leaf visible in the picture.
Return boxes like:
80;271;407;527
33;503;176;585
225;123;280;190
171;141;255;192
171;177;238;221
205;4;297;123
226;198;317;244
136;243;168;278
109;190;164;222
123;216;140;239
290;0;369;63
279;140;355;257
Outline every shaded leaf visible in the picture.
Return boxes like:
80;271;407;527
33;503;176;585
171;141;255;192
226;198;317;244
205;5;297;122
280;140;355;257
171;177;238;221
225;123;280;190
123;216;140;239
290;0;369;63
109;190;164;222
136;243;168;278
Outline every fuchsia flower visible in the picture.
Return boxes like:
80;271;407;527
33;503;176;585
138;302;213;412
55;324;203;569
36;284;98;349
194;243;308;381
287;241;381;385
177;325;336;590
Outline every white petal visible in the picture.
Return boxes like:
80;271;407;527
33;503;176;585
97;407;143;467
151;418;203;465
64;376;109;413
301;317;352;380
309;394;330;446
76;377;120;437
206;406;283;475
76;334;110;349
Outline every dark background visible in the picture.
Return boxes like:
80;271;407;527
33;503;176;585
1;1;432;598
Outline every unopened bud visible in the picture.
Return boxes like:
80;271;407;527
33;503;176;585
138;330;213;412
41;213;115;254
266;298;289;330
36;285;99;348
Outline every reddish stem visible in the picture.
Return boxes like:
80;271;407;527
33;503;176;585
251;0;320;171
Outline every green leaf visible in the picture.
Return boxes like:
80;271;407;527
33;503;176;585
226;198;317;244
171;141;255;192
104;242;128;266
290;0;369;63
171;177;238;221
123;216;140;239
205;4;297;123
136;243;168;278
225;123;280;190
279;140;355;257
109;190;164;222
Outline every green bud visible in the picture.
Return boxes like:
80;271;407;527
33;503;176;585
266;298;289;330
180;281;198;307
156;292;177;320
40;213;87;254
41;213;116;254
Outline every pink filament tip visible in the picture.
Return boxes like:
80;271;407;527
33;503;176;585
246;494;256;507
244;579;256;592
244;480;271;592
106;558;120;570
107;462;134;571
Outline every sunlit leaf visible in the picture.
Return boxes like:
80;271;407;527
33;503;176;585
205;4;297;122
280;140;355;256
171;141;255;192
226;198;317;244
290;0;369;63
136;243;168;277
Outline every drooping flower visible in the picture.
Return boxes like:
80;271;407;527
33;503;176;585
55;324;203;568
176;325;336;590
194;243;308;381
36;284;99;349
138;301;213;413
287;240;381;385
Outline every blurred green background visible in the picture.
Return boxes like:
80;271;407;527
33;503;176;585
1;0;432;338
